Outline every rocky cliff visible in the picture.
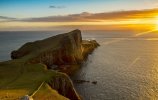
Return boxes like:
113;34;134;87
0;29;99;100
48;72;81;100
11;29;99;69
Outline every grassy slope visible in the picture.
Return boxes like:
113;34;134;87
0;58;68;100
0;30;98;100
33;83;69;100
0;31;80;100
0;31;81;100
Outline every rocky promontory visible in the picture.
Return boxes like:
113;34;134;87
11;29;99;68
0;29;99;100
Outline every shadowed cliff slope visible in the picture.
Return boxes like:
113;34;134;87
0;30;99;100
11;29;99;68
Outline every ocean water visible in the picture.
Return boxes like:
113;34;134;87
1;30;158;100
0;31;65;61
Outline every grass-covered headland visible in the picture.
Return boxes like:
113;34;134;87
0;30;99;100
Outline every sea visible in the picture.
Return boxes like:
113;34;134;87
1;30;158;100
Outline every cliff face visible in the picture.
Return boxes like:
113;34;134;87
11;29;99;68
48;72;81;100
9;29;99;100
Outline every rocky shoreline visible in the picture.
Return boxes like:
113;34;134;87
0;29;99;100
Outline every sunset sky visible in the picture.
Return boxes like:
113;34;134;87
0;0;158;31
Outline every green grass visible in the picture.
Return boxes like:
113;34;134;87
32;83;68;100
0;30;98;100
0;31;80;100
0;59;68;100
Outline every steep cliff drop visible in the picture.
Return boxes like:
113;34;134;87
11;29;99;69
0;30;99;100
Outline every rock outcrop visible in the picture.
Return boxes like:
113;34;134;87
9;29;99;100
11;29;99;68
48;72;81;100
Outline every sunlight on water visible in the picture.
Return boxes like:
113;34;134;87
101;38;126;45
72;35;158;100
146;38;158;40
135;30;158;37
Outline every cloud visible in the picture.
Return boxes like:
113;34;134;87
4;8;158;22
1;8;158;31
49;5;66;9
0;16;17;22
20;12;93;22
0;16;16;20
87;9;158;20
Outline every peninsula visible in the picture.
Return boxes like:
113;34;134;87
0;30;99;100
